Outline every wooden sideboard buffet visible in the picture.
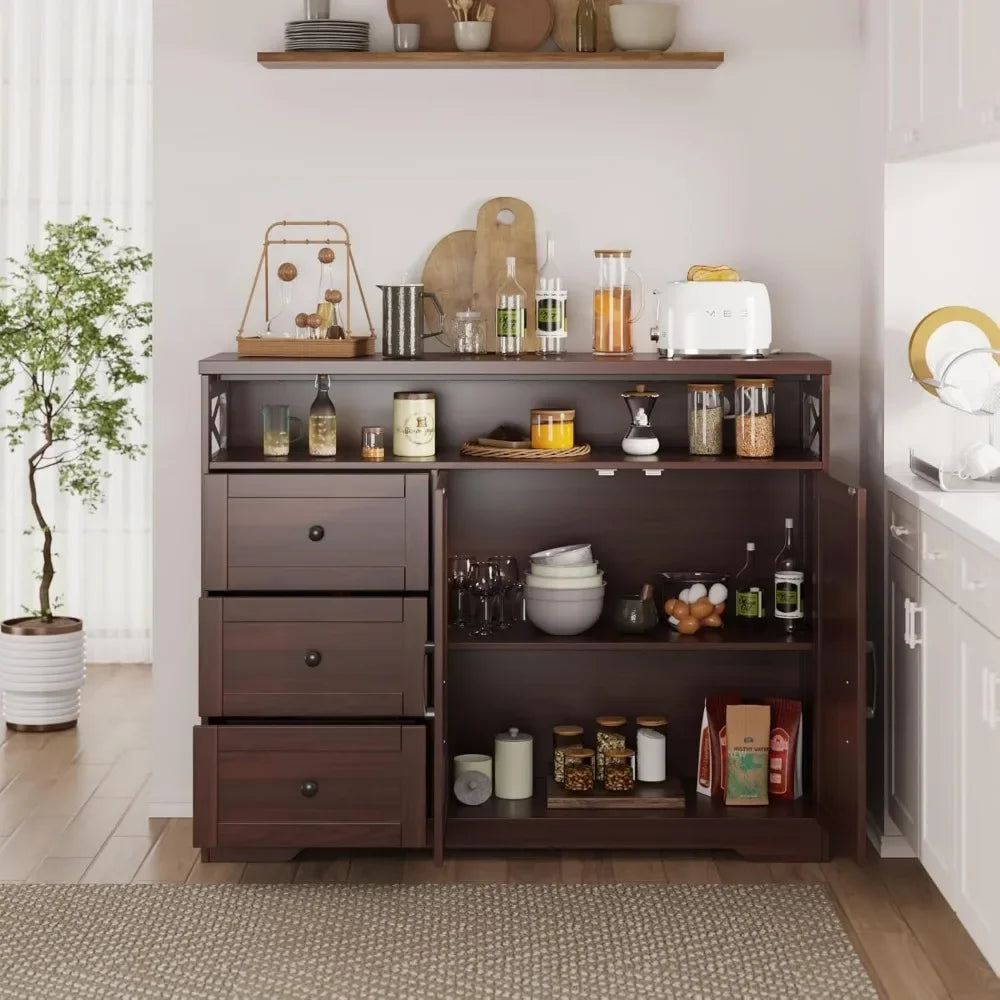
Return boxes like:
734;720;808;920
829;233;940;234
193;352;866;864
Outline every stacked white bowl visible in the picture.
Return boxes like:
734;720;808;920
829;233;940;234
524;545;605;636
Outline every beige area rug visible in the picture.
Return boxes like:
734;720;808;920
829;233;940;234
0;883;877;1000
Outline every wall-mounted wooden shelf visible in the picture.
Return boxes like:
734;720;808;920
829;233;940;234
257;50;724;70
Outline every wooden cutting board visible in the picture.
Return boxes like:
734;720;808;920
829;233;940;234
421;229;476;334
472;197;538;353
551;0;619;52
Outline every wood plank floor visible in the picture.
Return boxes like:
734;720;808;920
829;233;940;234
1;664;996;999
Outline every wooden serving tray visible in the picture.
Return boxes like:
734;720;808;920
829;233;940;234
236;336;376;359
546;776;685;809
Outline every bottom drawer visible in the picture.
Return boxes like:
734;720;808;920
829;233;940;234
194;724;426;850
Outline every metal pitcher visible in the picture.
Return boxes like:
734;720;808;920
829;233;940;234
378;284;445;359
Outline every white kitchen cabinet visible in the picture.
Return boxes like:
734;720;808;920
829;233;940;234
919;581;958;906
957;611;1000;971
956;0;1000;143
888;554;921;852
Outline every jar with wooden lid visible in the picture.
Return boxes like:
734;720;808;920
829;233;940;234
563;748;595;793
636;715;667;783
595;715;627;780
530;409;575;450
687;384;724;456
552;724;584;784
603;747;635;792
734;379;775;458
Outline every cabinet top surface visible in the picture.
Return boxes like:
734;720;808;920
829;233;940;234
199;352;832;378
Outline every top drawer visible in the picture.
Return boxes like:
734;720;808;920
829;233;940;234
920;514;955;599
887;493;921;573
955;537;1000;637
204;473;429;592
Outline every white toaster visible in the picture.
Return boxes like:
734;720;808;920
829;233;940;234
650;280;772;357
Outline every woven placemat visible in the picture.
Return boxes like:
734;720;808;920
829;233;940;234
461;441;591;459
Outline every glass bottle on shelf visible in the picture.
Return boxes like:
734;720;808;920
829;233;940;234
495;256;526;356
308;375;337;457
316;248;337;335
535;236;568;356
773;517;805;632
576;0;597;52
324;289;346;340
733;541;765;623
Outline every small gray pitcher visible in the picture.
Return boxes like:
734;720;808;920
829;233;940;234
378;284;445;359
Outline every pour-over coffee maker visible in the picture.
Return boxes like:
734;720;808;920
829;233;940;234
621;384;659;456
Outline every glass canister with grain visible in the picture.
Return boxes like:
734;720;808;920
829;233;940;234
552;724;584;784
734;378;775;458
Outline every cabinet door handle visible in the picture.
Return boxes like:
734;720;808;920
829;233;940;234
307;525;325;542
924;549;945;562
300;780;319;798
903;597;914;648
304;650;322;668
890;523;912;539
982;668;991;725
990;672;1000;730
909;603;924;649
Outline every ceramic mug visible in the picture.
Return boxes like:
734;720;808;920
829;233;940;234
957;440;1000;481
393;23;421;51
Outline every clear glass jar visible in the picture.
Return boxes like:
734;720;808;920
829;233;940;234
635;715;667;783
734;378;775;458
687;384;724;456
552;724;584;783
563;748;595;793
530;409;575;450
593;250;643;356
603;748;635;792
450;310;487;355
361;425;385;461
595;715;626;781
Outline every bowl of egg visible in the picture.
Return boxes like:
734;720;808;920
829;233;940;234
657;572;729;635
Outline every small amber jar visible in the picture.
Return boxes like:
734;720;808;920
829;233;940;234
563;748;595;793
595;715;627;781
603;747;635;793
552;724;584;784
530;408;575;450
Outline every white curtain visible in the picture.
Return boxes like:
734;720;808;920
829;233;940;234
0;0;153;662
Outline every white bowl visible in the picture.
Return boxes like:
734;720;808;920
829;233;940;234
529;561;600;579
524;572;604;590
454;20;492;51
529;544;593;567
526;589;604;635
610;2;677;51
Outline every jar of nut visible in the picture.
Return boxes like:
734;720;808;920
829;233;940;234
734;378;775;458
552;725;584;784
563;748;595;793
595;715;627;781
603;747;635;793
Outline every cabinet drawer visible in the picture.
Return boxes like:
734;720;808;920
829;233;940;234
204;473;429;592
199;597;427;718
193;724;426;850
921;515;956;599
956;538;1000;637
888;493;921;572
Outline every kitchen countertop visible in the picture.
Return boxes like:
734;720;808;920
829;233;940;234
885;464;1000;560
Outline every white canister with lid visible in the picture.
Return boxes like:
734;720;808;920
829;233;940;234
636;715;667;783
393;391;436;457
494;727;533;799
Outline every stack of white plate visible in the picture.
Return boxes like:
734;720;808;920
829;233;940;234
524;545;605;636
284;20;370;51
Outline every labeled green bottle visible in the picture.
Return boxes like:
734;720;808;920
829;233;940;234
496;256;526;356
774;517;805;632
734;541;765;622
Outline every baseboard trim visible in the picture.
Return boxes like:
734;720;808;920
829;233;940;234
868;818;916;858
149;801;193;819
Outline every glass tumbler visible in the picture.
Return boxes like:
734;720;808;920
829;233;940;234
262;405;302;457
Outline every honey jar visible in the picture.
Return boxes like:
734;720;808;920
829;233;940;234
530;409;575;450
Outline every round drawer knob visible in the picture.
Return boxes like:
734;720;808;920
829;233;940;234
304;650;322;668
308;525;325;542
300;779;319;798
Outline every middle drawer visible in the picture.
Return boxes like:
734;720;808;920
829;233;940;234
200;596;427;718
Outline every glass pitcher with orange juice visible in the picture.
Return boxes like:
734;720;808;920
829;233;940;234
593;250;644;356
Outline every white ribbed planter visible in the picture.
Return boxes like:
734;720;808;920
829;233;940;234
0;618;85;731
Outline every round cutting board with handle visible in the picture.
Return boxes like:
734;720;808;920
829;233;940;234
472;197;538;353
551;0;619;51
387;0;553;51
421;229;477;338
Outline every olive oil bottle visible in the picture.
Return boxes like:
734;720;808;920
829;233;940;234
734;541;766;623
496;256;526;356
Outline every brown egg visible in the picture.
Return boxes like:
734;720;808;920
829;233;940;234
306;313;322;329
295;312;309;328
691;597;715;620
672;601;690;620
325;289;343;304
317;247;335;264
714;602;726;615
277;262;298;282
676;616;701;635
664;598;678;616
703;613;724;628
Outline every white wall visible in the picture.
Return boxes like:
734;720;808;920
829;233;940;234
151;0;863;812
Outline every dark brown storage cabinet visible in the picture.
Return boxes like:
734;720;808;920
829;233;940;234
195;353;865;864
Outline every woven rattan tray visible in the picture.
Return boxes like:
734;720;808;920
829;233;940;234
460;441;591;460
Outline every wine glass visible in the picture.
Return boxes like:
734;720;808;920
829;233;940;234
448;555;474;629
470;560;501;637
492;556;520;630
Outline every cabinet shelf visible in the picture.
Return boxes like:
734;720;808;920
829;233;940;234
449;619;813;652
257;51;725;70
209;446;823;472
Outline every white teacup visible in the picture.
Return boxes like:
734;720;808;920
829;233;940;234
957;440;1000;481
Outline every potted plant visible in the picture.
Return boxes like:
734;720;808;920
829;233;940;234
0;218;151;731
